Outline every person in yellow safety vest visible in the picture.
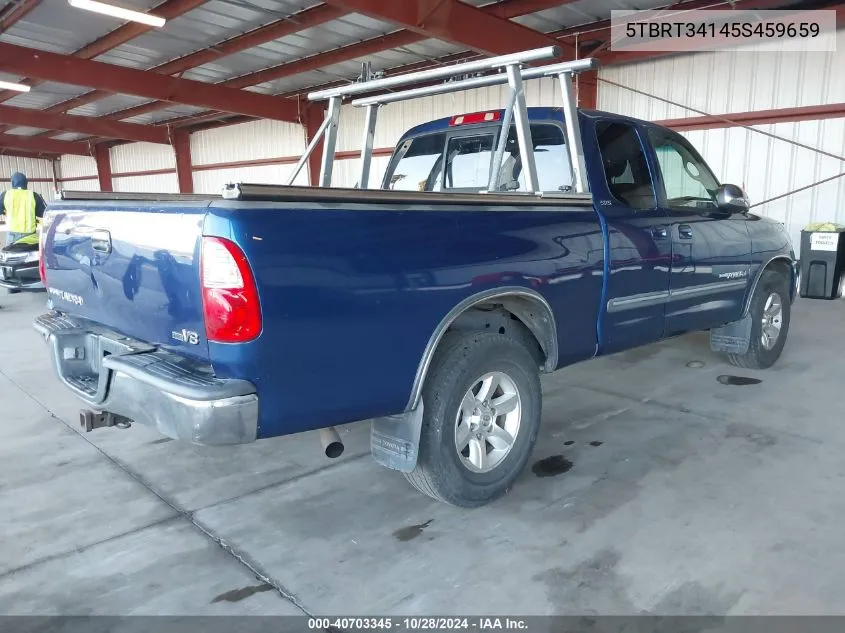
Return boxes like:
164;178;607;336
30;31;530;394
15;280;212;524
1;172;46;246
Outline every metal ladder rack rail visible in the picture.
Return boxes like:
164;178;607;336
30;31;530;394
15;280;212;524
286;47;598;195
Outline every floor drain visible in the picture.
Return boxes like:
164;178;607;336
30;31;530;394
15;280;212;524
686;360;705;369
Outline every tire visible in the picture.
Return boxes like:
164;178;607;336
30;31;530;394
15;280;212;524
404;331;542;508
727;269;791;370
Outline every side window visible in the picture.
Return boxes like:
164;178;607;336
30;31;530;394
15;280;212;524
445;134;495;189
387;133;445;192
596;122;655;210
494;124;573;193
648;128;719;210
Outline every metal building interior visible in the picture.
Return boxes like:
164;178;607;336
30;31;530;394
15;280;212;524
2;0;845;621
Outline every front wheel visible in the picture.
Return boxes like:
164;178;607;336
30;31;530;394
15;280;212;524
405;331;542;507
728;269;791;369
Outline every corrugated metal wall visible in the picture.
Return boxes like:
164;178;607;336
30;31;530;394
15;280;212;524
599;39;845;119
113;172;180;193
0;155;55;199
191;119;306;163
110;142;176;173
57;154;99;192
599;32;845;254
61;178;101;192
58;155;96;179
110;142;178;193
191;119;308;194
194;164;308;194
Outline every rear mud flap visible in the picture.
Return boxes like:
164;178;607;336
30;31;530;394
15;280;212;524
710;314;752;355
370;403;424;473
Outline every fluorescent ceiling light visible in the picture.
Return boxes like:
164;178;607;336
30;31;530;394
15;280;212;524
0;81;30;93
68;0;166;27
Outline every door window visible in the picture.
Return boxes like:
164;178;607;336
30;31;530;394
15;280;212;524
595;122;655;210
648;128;719;210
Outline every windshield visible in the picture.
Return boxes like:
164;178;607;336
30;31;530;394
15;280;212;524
383;123;573;193
648;128;720;209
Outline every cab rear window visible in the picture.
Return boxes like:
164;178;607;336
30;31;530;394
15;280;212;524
383;123;573;193
492;124;572;193
444;134;495;189
386;133;445;192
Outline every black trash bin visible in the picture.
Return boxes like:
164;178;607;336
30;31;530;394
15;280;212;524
799;224;845;299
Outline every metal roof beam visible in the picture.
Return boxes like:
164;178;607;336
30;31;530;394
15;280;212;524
0;148;58;160
0;104;170;143
0;133;90;155
72;0;208;60
0;0;41;31
0;0;207;104
658;102;845;131
87;0;576;124
0;41;301;121
42;3;347;117
484;0;581;19
226;0;575;88
320;0;564;55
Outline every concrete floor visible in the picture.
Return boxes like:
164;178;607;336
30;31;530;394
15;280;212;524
1;290;844;616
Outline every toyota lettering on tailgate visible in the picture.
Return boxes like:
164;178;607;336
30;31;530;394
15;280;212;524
48;287;84;306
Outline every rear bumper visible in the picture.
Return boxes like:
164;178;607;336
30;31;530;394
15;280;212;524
33;312;258;445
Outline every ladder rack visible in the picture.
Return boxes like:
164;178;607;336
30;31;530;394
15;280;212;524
286;47;598;196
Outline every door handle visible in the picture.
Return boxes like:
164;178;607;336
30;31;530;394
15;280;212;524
650;226;668;239
678;224;694;239
91;229;112;254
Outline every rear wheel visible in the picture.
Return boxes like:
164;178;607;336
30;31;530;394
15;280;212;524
728;269;791;369
405;331;542;507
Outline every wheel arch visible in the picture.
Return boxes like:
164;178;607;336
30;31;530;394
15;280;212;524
405;286;558;412
743;255;796;316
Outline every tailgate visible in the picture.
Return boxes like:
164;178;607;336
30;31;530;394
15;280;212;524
43;203;211;361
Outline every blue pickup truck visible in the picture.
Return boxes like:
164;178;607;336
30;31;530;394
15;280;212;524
33;103;797;507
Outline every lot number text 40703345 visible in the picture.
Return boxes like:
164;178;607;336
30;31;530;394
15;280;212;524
307;617;529;631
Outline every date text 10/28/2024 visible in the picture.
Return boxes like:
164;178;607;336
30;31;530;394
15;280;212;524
308;617;528;631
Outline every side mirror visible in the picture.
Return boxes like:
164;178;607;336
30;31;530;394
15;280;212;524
716;184;749;212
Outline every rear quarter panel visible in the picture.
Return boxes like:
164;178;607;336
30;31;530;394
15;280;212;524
203;200;604;438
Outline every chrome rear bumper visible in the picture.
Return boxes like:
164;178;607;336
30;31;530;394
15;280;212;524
33;312;258;445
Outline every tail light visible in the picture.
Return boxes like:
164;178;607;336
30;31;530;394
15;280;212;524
38;223;47;286
200;236;262;343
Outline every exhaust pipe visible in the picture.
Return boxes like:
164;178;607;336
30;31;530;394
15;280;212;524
319;426;344;459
